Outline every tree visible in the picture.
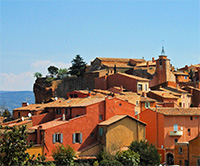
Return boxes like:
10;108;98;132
52;144;76;166
2;109;11;118
0;125;32;165
58;68;68;79
189;69;195;82
129;140;160;166
115;149;140;166
34;72;42;79
68;55;86;77
48;66;59;78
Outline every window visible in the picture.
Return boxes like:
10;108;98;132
99;115;103;120
184;76;188;79
18;112;21;118
179;147;183;155
74;94;78;98
73;133;82;144
56;108;62;115
183;103;185;108
136;101;139;106
70;94;73;98
174;124;178;132
175;139;178;143
91;133;94;138
145;84;148;91
190;116;193;120
65;108;68;115
179;160;182;166
188;129;191;136
159;59;162;66
99;128;104;136
53;133;63;143
138;84;142;91
145;102;150;108
119;103;122;106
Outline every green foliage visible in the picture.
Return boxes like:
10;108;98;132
68;55;86;77
0;125;32;165
97;151;115;162
58;68;68;79
52;144;76;166
2;109;11;118
26;153;47;166
189;69;195;81
34;72;43;78
48;66;59;77
115;149;140;166
99;160;122;166
45;77;56;82
129;140;160;166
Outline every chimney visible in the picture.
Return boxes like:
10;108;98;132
22;102;28;107
62;114;66;121
120;85;123;92
152;57;155;62
88;91;91;96
147;61;149;68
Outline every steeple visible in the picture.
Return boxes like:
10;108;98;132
161;46;166;55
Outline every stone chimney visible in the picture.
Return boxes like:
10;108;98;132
22;102;28;107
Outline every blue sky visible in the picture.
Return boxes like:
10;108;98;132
0;0;199;91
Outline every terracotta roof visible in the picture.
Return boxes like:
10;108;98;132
150;90;179;99
13;103;45;111
140;97;156;102
30;119;68;130
97;57;131;62
98;115;146;126
45;97;105;108
136;61;156;67
116;72;150;81
174;72;189;76
102;62;132;68
150;108;200;116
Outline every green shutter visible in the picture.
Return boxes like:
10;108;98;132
60;134;63;143
73;133;76;144
80;133;82;143
99;128;103;136
53;134;55;143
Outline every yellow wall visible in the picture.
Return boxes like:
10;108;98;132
79;143;102;157
26;145;44;157
105;117;145;153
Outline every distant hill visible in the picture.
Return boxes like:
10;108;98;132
0;91;35;114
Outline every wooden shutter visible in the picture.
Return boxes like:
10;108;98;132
60;134;63;143
80;133;82;143
73;133;76;144
53;134;55;143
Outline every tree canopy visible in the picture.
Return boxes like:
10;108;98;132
34;72;42;79
58;68;68;79
52;144;76;166
68;55;86;77
48;66;59;77
0;125;32;165
129;140;160;166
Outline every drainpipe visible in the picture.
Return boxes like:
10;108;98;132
156;111;159;148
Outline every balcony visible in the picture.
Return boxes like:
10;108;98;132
169;130;183;136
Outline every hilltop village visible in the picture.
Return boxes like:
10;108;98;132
1;48;200;165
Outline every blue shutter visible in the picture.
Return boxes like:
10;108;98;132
80;133;82;143
73;133;76;144
53;134;55;143
60;134;63;143
99;128;103;136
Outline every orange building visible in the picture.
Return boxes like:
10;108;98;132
140;107;200;165
8;96;148;158
95;72;150;95
150;47;176;88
